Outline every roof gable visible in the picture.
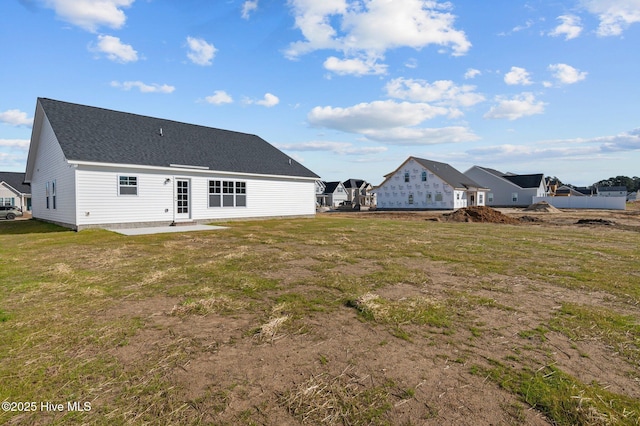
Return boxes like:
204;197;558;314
413;157;486;190
35;98;318;179
323;181;345;194
502;174;544;189
0;172;30;194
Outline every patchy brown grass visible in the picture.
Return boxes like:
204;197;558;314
1;210;639;425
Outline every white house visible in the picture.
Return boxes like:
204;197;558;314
25;98;319;230
0;172;31;211
464;166;547;207
374;157;488;210
320;181;349;207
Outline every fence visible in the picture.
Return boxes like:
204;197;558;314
532;196;626;210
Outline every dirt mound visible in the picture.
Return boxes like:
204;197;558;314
576;218;615;226
523;201;561;213
443;206;521;224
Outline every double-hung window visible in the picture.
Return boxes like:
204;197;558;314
119;176;138;195
209;180;247;207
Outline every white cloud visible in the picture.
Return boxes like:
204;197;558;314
277;141;388;155
307;99;478;144
549;15;583;40
0;139;30;170
504;66;533;86
465;128;640;163
0;110;33;127
246;93;280;107
241;0;258;19
361;126;480;144
464;68;481;79
93;35;138;62
186;37;216;66
512;20;534;32
286;0;470;74
308;100;449;133
548;63;587;85
323;56;387;76
42;0;133;32
484;93;546;120
110;81;175;93
581;0;640;36
205;90;233;105
0;139;30;149
385;78;485;108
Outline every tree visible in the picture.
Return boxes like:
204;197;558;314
593;176;640;192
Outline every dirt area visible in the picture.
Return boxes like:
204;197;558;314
91;204;640;425
329;202;640;232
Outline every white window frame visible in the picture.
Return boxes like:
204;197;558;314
209;179;247;208
118;175;138;196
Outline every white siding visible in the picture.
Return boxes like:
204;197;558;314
76;167;174;226
0;185;20;208
74;166;315;227
29;116;77;227
375;159;456;209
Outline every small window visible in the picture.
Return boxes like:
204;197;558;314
488;193;494;203
421;171;427;182
222;181;234;207
456;193;460;200
45;182;50;209
511;192;518;202
408;194;414;204
51;180;56;209
426;193;432;202
119;176;138;195
404;172;410;183
236;182;246;207
435;193;443;202
209;181;221;207
479;194;484;204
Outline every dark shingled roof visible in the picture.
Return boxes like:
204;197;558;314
323;181;343;193
502;174;544;189
413;158;486;190
38;98;319;178
0;171;30;194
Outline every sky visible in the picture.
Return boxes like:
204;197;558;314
1;0;639;187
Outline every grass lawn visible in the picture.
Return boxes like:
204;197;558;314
1;216;639;425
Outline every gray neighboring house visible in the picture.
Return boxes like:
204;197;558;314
0;171;31;211
25;98;319;230
464;166;547;207
597;186;627;197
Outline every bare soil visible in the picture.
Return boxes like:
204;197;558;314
98;204;640;425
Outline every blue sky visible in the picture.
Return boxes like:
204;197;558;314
1;0;639;186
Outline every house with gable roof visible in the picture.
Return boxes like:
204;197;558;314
464;166;548;207
24;98;319;230
374;157;488;210
342;178;375;208
319;181;349;207
0;171;31;211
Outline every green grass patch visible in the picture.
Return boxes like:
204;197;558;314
549;303;640;367
478;362;640;425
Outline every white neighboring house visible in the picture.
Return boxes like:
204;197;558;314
0;172;31;211
320;181;349;207
464;166;547;207
374;157;488;210
25;98;319;230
